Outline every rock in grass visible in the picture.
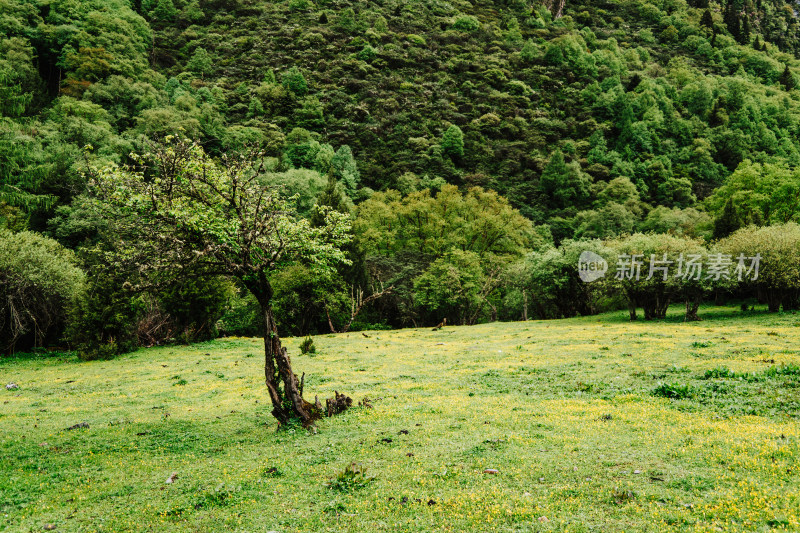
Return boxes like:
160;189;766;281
65;422;89;431
43;524;57;531
483;468;499;474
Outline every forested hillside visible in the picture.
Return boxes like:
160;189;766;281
5;0;800;353
5;0;800;227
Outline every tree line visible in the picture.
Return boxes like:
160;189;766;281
4;137;800;360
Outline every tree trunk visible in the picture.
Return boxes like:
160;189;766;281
627;296;637;321
782;289;800;311
767;289;781;312
522;289;528;321
260;304;320;426
684;297;701;321
656;295;670;319
248;276;321;427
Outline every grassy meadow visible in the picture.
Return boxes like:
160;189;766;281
1;306;799;532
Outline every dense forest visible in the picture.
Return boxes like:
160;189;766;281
4;0;800;356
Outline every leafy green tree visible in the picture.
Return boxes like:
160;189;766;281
0;69;31;117
0;120;53;212
509;239;615;319
294;96;325;131
705;160;800;226
330;145;360;199
413;250;499;325
247;97;264;118
607;233;721;320
574;203;637;239
284;128;321;169
355;185;536;259
639;206;712;239
289;0;311;12
337;8;357;32
90;138;351;427
271;263;347;335
261;168;328;217
355;185;539;326
142;0;158;14
357;44;377;62
452;15;480;32
540;150;592;209
186;47;213;78
159;276;233;343
153;0;177;21
441;125;464;160
0;229;86;353
720;223;800;311
505;17;523;44
656;177;696;208
282;66;308;96
520;39;539;62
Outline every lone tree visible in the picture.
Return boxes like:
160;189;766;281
90;137;352;427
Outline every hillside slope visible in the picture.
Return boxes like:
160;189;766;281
3;0;800;236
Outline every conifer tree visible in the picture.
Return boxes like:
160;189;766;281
780;65;796;90
153;0;177;21
701;9;714;30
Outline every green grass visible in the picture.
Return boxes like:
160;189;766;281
1;305;799;532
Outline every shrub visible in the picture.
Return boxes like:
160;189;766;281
652;382;693;399
719;223;800;312
281;66;308;96
0;230;86;354
289;0;310;12
702;366;735;379
300;336;316;354
452;15;480;32
764;364;800;377
327;463;375;492
158;276;233;343
192;484;240;510
357;44;377;62
67;269;143;361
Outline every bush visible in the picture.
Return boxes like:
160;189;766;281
357;44;378;62
452;15;480;32
606;233;723;321
764;363;800;377
0;230;86;354
702;366;736;379
326;463;375;492
719;223;800;312
652;382;693;399
300;336;316;354
67;269;143;361
158;276;233;343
